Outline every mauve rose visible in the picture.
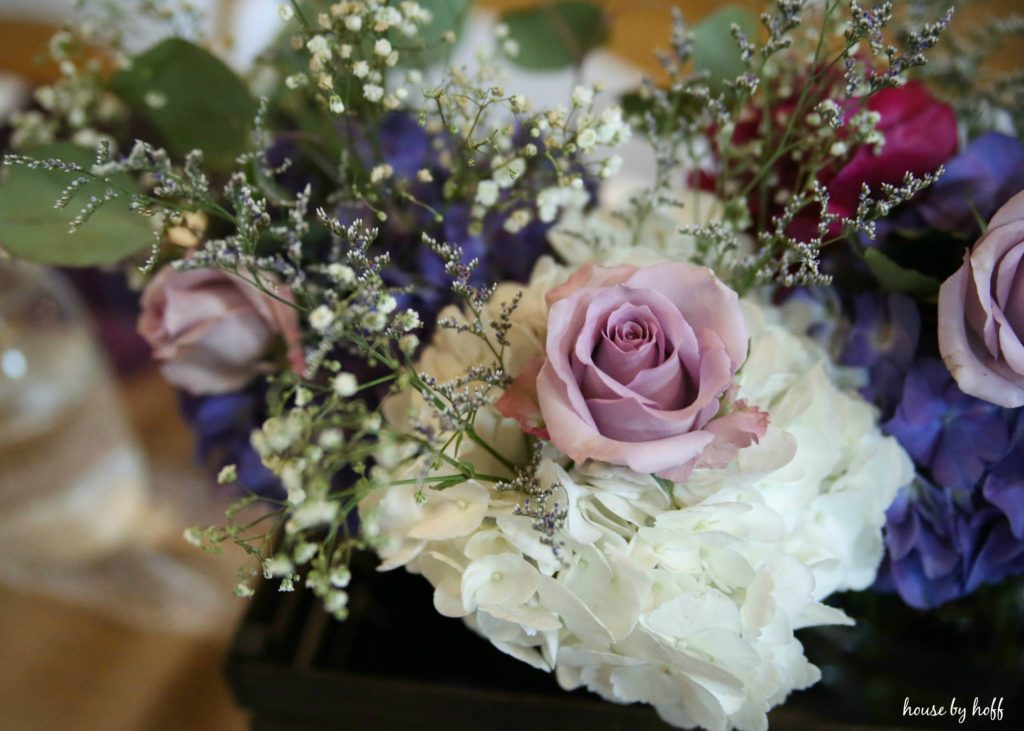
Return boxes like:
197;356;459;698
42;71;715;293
502;262;767;482
138;267;304;395
829;81;957;220
938;189;1024;407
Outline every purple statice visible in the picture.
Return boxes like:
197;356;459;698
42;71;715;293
871;132;1024;247
839;292;921;418
179;382;283;499
875;359;1024;608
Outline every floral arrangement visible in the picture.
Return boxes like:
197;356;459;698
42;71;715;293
2;0;1022;728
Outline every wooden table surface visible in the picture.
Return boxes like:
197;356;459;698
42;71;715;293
0;368;250;731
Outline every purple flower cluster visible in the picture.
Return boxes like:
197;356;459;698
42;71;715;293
836;131;1024;608
179;382;282;499
875;360;1024;608
844;302;1024;610
839;292;921;416
347;113;553;326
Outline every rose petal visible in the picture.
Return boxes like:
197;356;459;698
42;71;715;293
968;220;1024;356
539;357;716;475
1005;259;1024;335
938;260;1024;407
988;188;1024;229
495;357;549;439
595;335;661;385
623;263;748;367
696;401;771;470
545;262;636;306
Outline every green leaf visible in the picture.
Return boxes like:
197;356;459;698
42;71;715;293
690;7;759;92
502;1;608;71
653;475;675;496
394;0;472;68
109;39;257;172
0;144;152;267
863;247;942;298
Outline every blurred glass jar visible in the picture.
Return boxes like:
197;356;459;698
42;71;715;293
0;261;149;566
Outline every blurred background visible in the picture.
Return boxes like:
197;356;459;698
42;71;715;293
0;1;1018;730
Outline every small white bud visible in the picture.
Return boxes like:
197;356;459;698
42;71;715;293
332;372;358;397
330;566;352;588
370;163;394;182
318;428;344;450
295;387;313;407
217;464;238;484
475;179;500;206
572;85;594;107
309;305;335;331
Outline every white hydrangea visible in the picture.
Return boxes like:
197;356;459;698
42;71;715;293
363;235;910;729
548;192;740;268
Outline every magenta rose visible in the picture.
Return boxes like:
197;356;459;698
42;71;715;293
938;189;1024;407
828;81;957;220
138;267;304;395
501;262;767;482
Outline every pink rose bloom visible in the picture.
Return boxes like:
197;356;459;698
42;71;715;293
938;189;1024;407
500;262;768;482
138;267;304;395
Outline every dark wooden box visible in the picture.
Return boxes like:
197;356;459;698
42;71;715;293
226;562;977;731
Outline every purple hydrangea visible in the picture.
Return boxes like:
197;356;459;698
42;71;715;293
350;113;554;325
884;359;1013;491
839;292;921;417
877;478;1024;610
871;132;1024;247
875;359;1024;608
179;383;283;499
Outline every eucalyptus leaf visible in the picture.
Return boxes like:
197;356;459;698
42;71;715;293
863;247;942;298
691;7;759;92
110;39;257;171
0;144;152;267
394;0;472;68
501;1;608;71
